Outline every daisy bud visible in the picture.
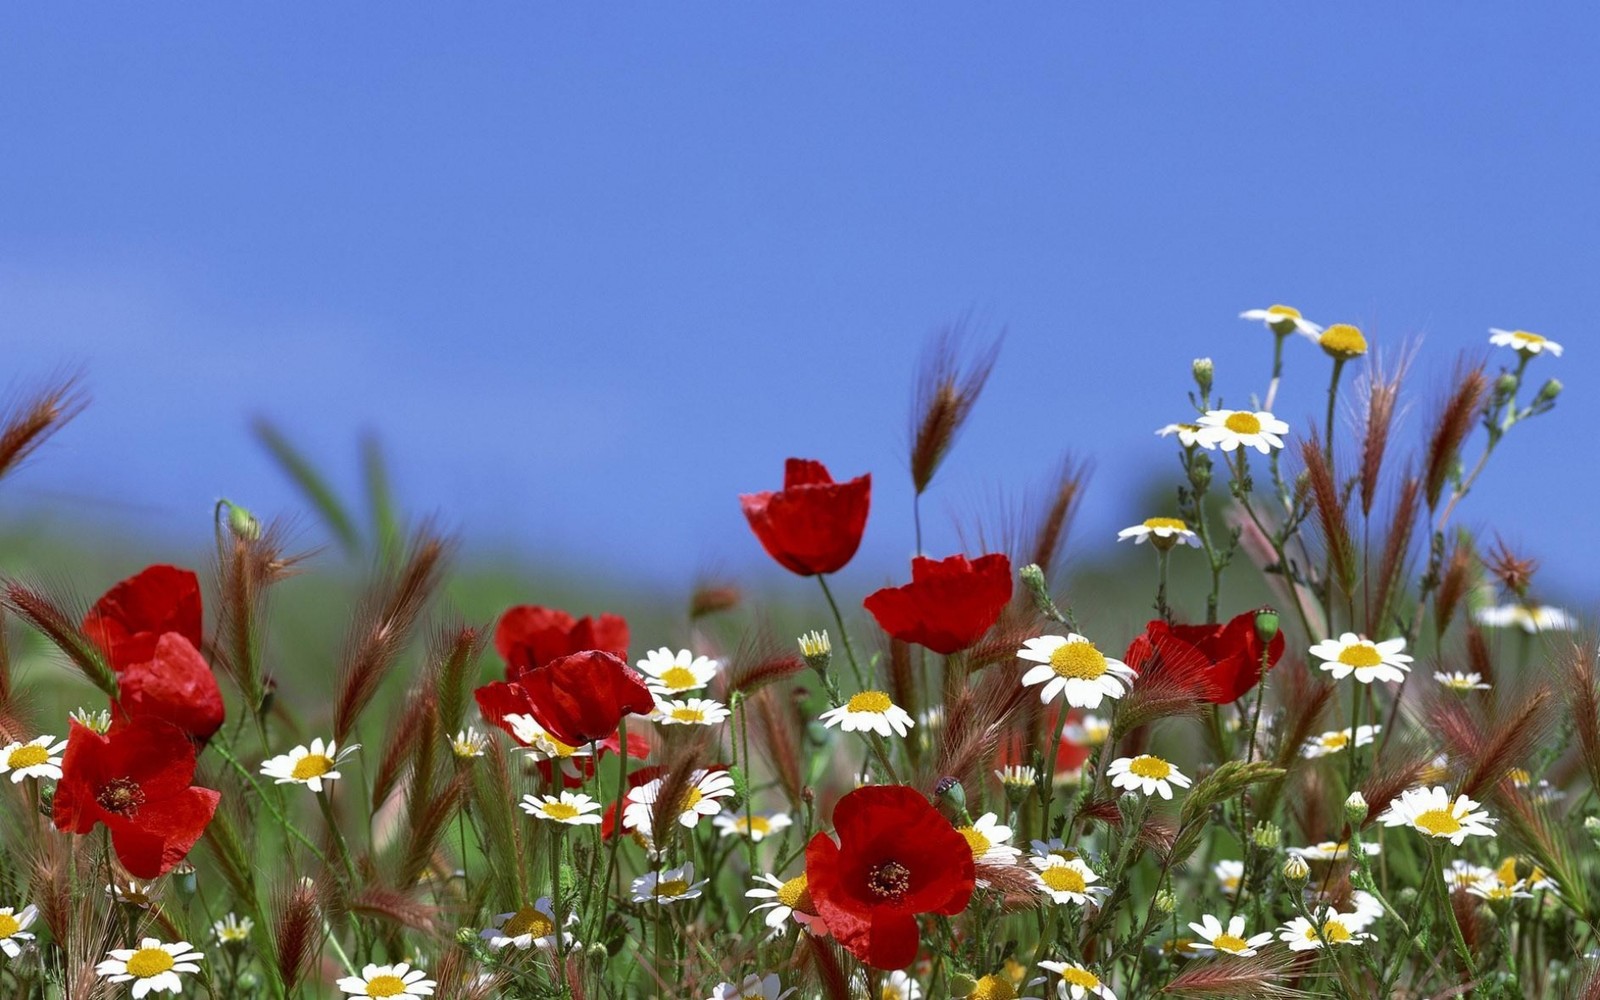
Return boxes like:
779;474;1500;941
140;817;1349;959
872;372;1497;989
69;707;113;734
1283;855;1310;888
1317;323;1368;359
1253;607;1280;646
1251;821;1282;849
1192;357;1214;396
454;927;478;946
1585;816;1600;845
1187;452;1212;492
798;630;832;674
1019;562;1051;608
1494;372;1520;400
1155;889;1176;914
1344;792;1369;825
1533;378;1562;407
223;500;262;541
1395;887;1419;908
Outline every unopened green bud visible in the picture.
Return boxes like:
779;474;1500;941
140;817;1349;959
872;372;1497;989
1251;821;1282;849
1155;889;1177;914
1534;378;1563;406
238;971;260;990
949;974;978;998
1019;563;1066;623
1395;887;1419;909
1585;816;1600;845
1188;452;1213;492
1283;855;1310;888
1495;372;1520;398
455;927;478;946
1192;357;1214;396
223;499;262;541
586;941;611;964
1344;792;1368;825
934;776;967;813
1253;607;1280;646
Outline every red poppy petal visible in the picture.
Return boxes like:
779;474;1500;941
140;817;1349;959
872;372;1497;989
115;634;225;742
84;565;203;667
108;786;221;879
865;910;921;970
474;681;537;741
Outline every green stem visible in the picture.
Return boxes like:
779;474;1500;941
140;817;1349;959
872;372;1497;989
816;574;868;690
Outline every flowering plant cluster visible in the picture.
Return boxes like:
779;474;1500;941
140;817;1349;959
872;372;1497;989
0;314;1592;998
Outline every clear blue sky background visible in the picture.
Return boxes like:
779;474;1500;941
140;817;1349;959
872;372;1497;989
2;6;1595;608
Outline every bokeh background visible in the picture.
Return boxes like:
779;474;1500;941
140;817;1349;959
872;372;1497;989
3;6;1596;643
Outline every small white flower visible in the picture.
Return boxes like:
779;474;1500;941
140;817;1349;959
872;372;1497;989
747;872;815;930
819;691;914;738
1290;840;1382;862
337;961;437;997
212;913;253;946
450;728;488;759
797;630;832;659
1156;422;1206;448
1187;913;1273;957
1063;715;1110;746
1444;859;1495;891
96;938;205;997
854;969;922;999
520;791;603;825
1018;634;1136;709
994;764;1037;791
69;707;113;734
479;898;577;951
958;812;1021;865
1040;960;1118;1000
707;973;796;1000
623;769;737;835
1301;724;1382;759
259;737;359;793
1308;632;1412;684
1107;754;1192;800
0;904;38;958
1116;518;1200;549
713;812;793;842
1474;603;1574;633
1377;786;1496;845
631;863;707;904
1029;838;1083;864
506;714;594;780
1213;860;1244;896
1195;409;1289;454
654;697;732;727
969;973;1048;1000
1031;856;1108;906
1278;915;1371;951
635;647;720;695
106;881;159;908
1488;328;1563;357
0;735;68;783
1434;671;1491;692
1241;304;1322;338
1468;877;1534;903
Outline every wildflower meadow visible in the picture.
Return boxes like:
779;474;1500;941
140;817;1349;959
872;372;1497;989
0;312;1595;999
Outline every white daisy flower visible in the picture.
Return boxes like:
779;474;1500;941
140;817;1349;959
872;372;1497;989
259;737;359;793
819;691;914;738
337;962;437;997
1301;724;1382;759
967;973;1047;1000
1116;517;1200;549
854;970;922;1000
1030;856;1107;906
1278;915;1371;951
958;812;1022;865
1213;860;1244;896
520;791;603;826
713;812;793;842
1106;755;1192;800
106;881;159;908
798;629;831;659
747;872;816;930
0;904;38;958
654;697;732;727
708;973;796;1000
1444;860;1495;891
1194;409;1289;454
635;647;720;696
1063;715;1110;746
1377;786;1496;845
1290;840;1382;862
1186;914;1272;957
479;898;578;951
1040;960;1118;1000
1240;304;1322;338
1469;877;1533;903
96;938;204;997
1474;603;1574;633
212;913;253;946
1525;863;1559;893
1308;632;1412;684
1156;422;1206;448
631;863;707;904
1488;328;1563;357
1018;634;1136;709
622;769;737;835
450;728;488;759
994;765;1037;792
0;735;67;782
1434;671;1491;692
506;714;594;780
1029;838;1082;863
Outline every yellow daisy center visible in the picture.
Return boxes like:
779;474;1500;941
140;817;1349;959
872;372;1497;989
969;975;1017;1000
7;744;49;769
1413;808;1462;837
1049;641;1108;680
1507;768;1530;786
1321;919;1353;944
679;788;704;813
669;707;706;723
847;691;892;713
545;737;578;758
1494;858;1518;886
1128;755;1173;780
1041;865;1087;894
654;879;690;898
1224;412;1262;435
1443;675;1475;691
364;974;409;998
960;828;992;858
658;665;697;690
502;907;555;940
881;987;902;1000
776;873;812;912
541;802;580;821
1512;331;1545;345
1319;732;1351;750
1318;323;1368;357
1214;932;1249;952
0;913;19;938
1062;968;1101;989
1266;304;1302;319
1142;517;1188;532
125;947;175;979
290;754;334;781
737;816;772;835
1221;874;1240;891
1336;644;1382;668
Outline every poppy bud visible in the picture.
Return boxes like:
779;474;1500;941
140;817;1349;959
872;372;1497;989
1344;792;1368;825
1283;855;1310;888
1192;357;1214;396
1253;607;1280;646
934;776;967;814
223;500;261;541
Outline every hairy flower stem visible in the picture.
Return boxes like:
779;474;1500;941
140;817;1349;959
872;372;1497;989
1325;356;1347;466
1154;548;1172;623
591;717;630;942
1264;330;1288;411
816;574;868;691
1429;844;1478;982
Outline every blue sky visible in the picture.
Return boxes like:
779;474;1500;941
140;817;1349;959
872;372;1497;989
2;5;1596;607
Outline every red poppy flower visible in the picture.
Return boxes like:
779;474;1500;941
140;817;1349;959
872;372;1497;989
1123;611;1285;705
740;458;871;576
996;708;1092;778
52;718;221;879
510;650;656;749
114;634;227;743
495;605;629;679
863;553;1012;655
83;565;204;666
805;785;975;970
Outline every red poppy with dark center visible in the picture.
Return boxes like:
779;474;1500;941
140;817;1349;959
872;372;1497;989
740;458;871;576
805;785;975;969
52;717;221;879
863;553;1012;655
1123;611;1285;704
83;565;225;743
495;605;629;680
